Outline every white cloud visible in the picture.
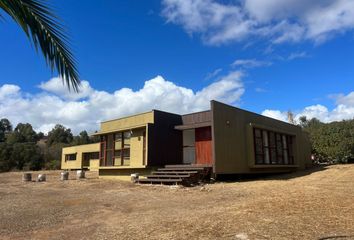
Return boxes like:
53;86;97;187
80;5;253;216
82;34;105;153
0;84;20;100
161;0;354;45
205;68;222;80
287;51;308;60
262;110;288;122
261;91;354;123
39;77;94;100
0;73;244;134
231;59;272;68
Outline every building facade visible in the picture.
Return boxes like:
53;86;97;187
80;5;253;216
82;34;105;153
61;101;312;180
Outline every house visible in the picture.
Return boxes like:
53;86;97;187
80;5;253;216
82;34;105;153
61;100;312;180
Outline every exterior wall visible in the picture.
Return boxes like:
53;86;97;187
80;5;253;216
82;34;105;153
100;111;154;133
128;127;146;167
98;168;154;181
147;110;183;166
212;101;311;174
89;159;100;171
61;143;100;170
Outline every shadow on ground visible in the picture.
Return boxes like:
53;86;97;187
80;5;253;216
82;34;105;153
216;165;329;182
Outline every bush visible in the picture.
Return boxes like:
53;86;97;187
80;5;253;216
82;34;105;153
300;117;354;164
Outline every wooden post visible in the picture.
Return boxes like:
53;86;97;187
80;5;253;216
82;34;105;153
76;170;85;179
22;173;32;182
130;173;139;183
37;174;46;182
61;171;69;181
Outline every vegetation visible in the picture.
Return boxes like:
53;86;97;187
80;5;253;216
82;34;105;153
0;118;98;172
0;0;80;91
299;117;354;164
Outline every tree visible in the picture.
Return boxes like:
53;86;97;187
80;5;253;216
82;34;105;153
300;117;354;163
0;118;12;142
287;110;296;124
72;130;91;145
47;124;73;146
11;142;43;170
6;123;37;144
44;142;68;170
0;0;80;91
0;142;14;171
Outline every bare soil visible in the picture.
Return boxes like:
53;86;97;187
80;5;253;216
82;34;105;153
0;165;353;240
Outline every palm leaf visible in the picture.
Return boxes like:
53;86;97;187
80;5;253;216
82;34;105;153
0;0;80;92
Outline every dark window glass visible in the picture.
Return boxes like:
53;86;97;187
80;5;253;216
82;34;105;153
253;128;295;165
65;154;76;161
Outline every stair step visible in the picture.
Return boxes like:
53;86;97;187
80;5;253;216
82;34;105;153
151;171;198;175
137;178;183;184
165;164;212;168
145;174;190;179
157;167;205;171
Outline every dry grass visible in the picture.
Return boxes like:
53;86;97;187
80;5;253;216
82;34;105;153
0;165;353;240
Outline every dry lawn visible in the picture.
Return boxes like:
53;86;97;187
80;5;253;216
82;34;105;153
0;165;353;240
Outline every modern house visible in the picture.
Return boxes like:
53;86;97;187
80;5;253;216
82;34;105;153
61;100;312;180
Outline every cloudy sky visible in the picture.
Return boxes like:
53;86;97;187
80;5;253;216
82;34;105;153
0;0;353;134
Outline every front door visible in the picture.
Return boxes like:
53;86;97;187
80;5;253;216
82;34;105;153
195;127;213;165
182;129;195;164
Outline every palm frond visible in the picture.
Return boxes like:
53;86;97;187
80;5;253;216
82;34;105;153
0;0;80;91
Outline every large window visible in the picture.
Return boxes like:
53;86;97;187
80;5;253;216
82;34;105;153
65;153;76;161
253;128;294;165
99;131;132;166
114;131;131;166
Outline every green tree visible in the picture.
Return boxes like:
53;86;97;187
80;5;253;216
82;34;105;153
300;117;354;163
44;142;68;169
0;118;12;142
6;123;37;144
10;142;43;170
0;142;14;171
0;0;80;91
72;130;91;145
47;124;73;146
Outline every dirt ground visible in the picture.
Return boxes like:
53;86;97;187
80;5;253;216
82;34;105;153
0;165;353;240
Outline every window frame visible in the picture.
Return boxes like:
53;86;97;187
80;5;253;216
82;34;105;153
65;153;77;161
253;128;295;165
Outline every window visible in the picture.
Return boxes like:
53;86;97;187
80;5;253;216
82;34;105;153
100;131;132;166
65;154;76;161
253;128;294;165
114;131;131;166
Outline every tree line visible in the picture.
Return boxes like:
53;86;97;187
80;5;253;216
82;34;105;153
299;117;354;164
0;119;98;172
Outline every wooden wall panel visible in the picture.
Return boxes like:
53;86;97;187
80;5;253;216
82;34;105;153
195;127;213;165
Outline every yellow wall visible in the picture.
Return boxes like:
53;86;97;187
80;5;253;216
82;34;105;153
98;168;154;181
129;127;146;167
112;127;146;168
89;159;100;171
212;101;311;174
99;111;154;133
61;143;100;170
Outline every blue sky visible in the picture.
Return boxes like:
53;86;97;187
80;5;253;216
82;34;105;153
0;0;353;133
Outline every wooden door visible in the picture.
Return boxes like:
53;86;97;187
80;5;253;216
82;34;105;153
195;127;212;165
